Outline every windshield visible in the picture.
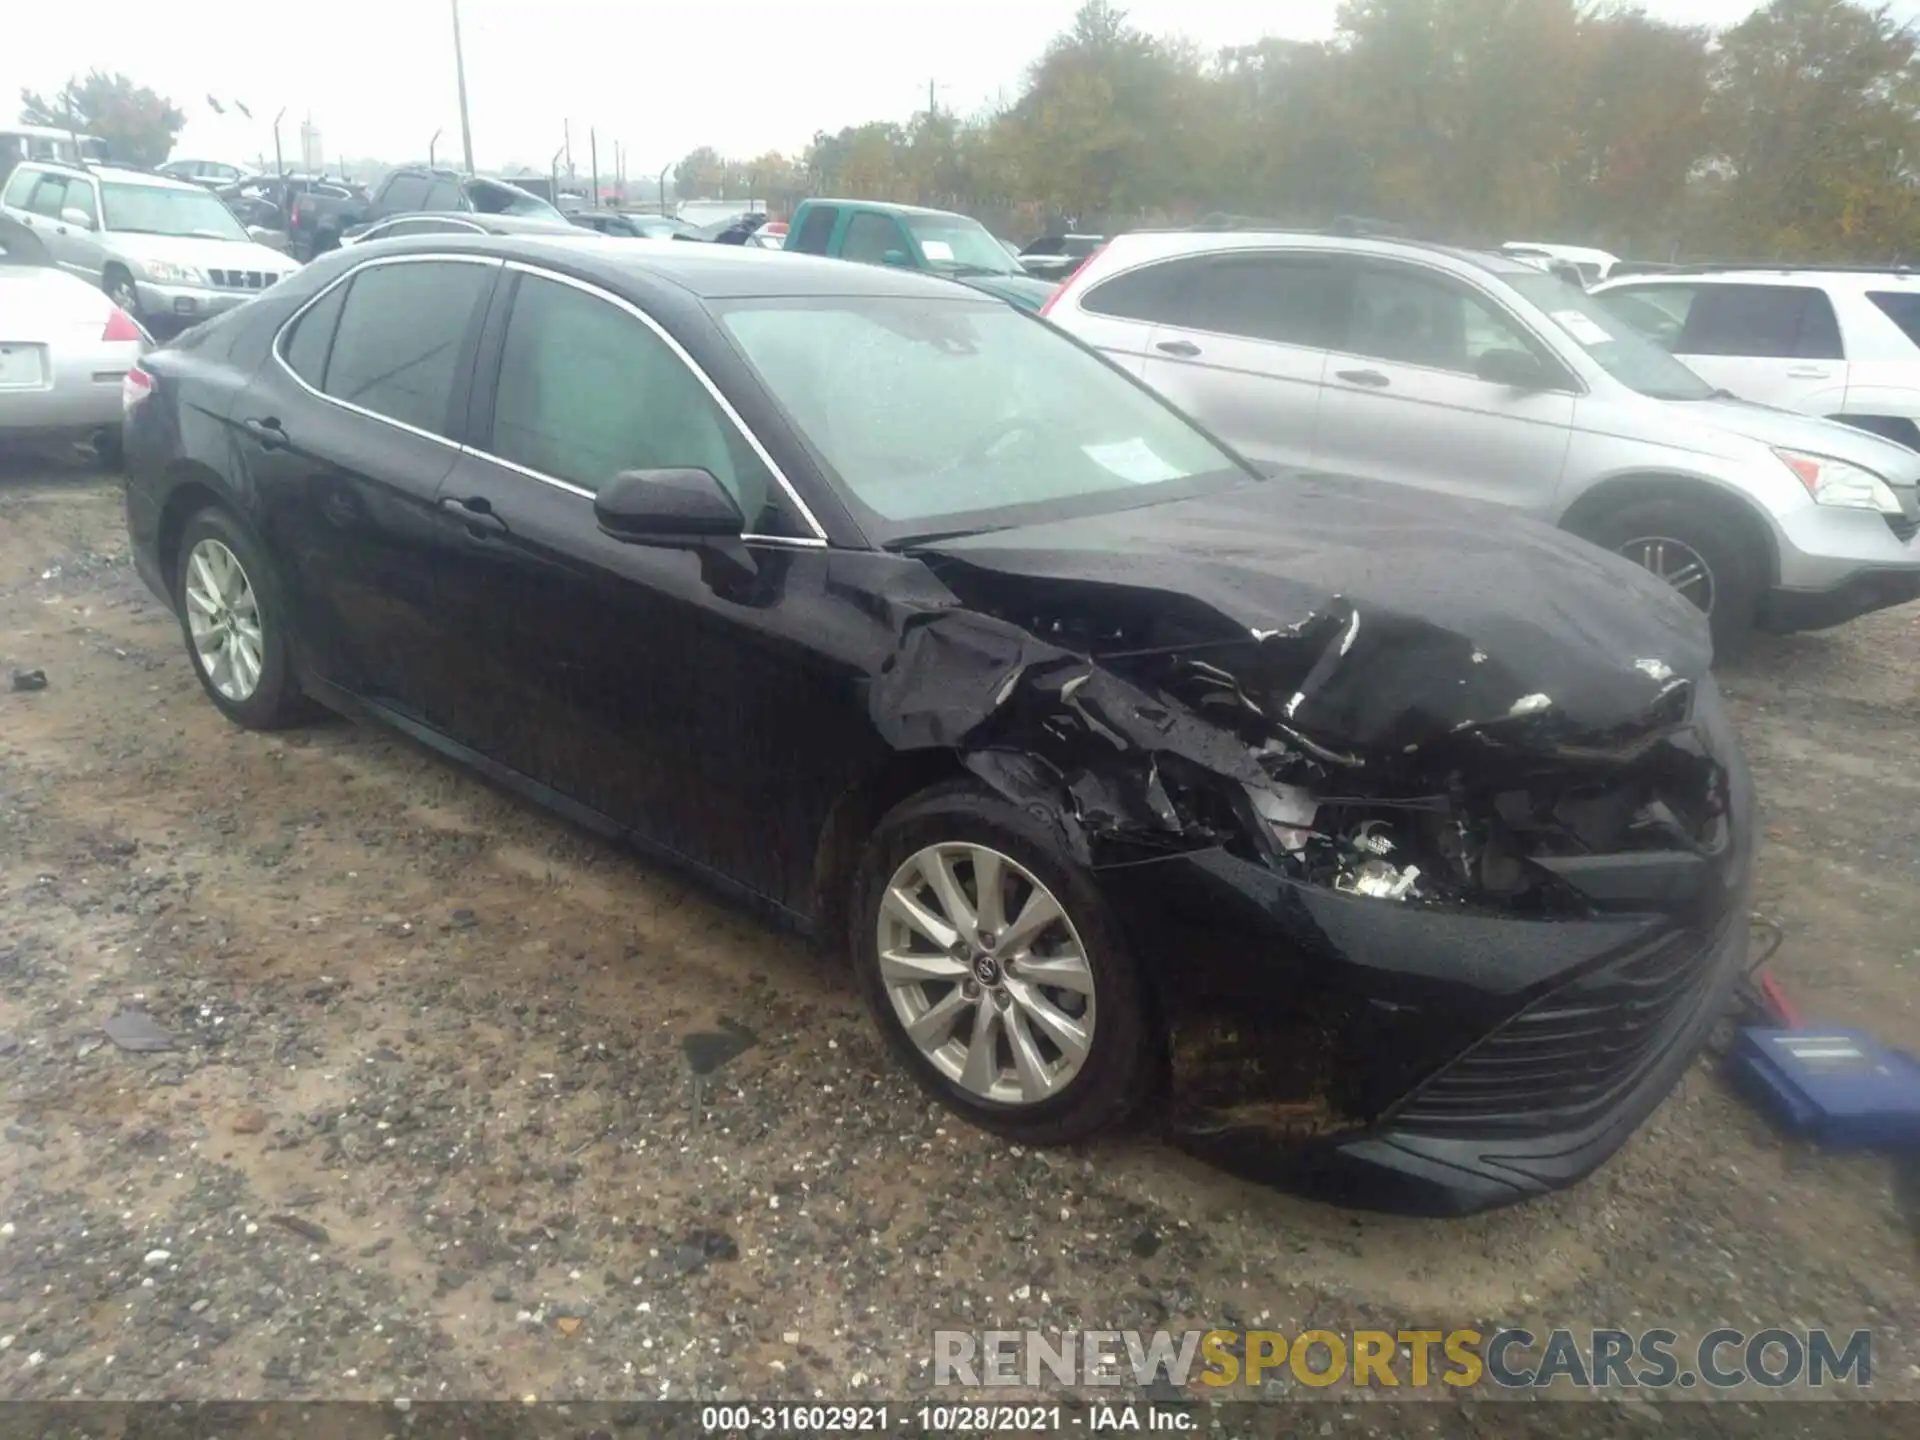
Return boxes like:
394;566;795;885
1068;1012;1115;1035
904;214;1020;276
1507;271;1715;402
102;183;248;241
719;297;1252;544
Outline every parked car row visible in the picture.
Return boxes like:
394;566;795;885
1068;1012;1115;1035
1042;228;1920;653
114;229;1755;1217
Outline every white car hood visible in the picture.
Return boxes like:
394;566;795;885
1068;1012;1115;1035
111;232;294;276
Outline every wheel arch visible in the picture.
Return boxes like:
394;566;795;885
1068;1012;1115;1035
810;748;972;954
1559;471;1781;589
154;463;243;599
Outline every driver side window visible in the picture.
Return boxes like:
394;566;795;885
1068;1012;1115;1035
842;212;907;265
488;273;801;535
1340;264;1537;374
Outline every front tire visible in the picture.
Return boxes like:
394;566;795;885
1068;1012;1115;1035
172;507;308;729
851;781;1158;1144
1572;496;1764;658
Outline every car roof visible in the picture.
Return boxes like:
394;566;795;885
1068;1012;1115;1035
1099;228;1540;278
800;197;969;222
363;231;996;301
375;213;574;232
1597;266;1920;291
33;161;204;192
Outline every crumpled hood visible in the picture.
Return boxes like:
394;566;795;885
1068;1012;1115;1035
915;473;1711;757
1685;396;1920;485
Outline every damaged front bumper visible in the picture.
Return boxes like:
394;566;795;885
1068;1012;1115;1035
1091;686;1754;1217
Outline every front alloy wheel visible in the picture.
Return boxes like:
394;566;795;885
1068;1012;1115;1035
1618;534;1716;615
854;781;1157;1144
878;841;1096;1105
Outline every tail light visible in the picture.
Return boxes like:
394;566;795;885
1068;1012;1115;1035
292;197;309;224
103;307;143;343
1037;243;1106;318
122;363;154;414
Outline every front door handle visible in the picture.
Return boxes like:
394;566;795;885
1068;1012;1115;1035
1786;367;1832;379
1155;339;1201;358
439;495;507;537
241;416;288;450
1336;368;1392;388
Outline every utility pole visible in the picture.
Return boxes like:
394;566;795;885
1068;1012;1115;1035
929;77;937;117
660;165;672;215
563;120;573;183
428;128;442;168
450;0;476;173
272;108;286;178
589;128;599;208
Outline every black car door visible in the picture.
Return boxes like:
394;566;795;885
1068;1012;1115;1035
233;252;498;714
427;263;855;906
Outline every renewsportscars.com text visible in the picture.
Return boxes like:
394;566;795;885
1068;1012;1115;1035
932;1327;1873;1392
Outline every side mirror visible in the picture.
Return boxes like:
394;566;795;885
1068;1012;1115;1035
1474;348;1552;390
594;467;744;544
60;207;95;230
881;249;910;267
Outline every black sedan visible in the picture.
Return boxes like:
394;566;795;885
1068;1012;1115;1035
120;234;1753;1215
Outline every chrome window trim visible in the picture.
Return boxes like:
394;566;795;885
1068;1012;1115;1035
464;450;826;548
270;251;503;452
497;259;830;543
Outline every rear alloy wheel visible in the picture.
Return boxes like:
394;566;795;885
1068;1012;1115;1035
172;508;308;729
853;782;1156;1144
1574;496;1763;658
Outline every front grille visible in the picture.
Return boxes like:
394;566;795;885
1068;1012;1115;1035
1394;923;1733;1137
206;269;280;290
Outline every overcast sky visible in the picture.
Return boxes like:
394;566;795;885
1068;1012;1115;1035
5;0;1913;175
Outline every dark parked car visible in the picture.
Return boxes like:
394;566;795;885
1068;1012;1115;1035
288;166;565;260
1018;232;1104;282
120;236;1753;1215
340;212;580;246
567;209;705;241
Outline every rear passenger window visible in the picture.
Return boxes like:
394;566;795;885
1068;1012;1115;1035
422;180;463;211
1081;259;1196;324
1680;285;1843;360
378;174;432;210
320;260;491;435
279;282;349;386
790;206;837;254
1187;255;1343;347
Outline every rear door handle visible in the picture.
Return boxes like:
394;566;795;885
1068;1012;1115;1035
241;416;287;450
439;495;508;537
1336;368;1392;388
1787;367;1832;379
1155;339;1201;358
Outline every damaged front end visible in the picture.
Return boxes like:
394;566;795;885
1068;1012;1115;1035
874;501;1752;1214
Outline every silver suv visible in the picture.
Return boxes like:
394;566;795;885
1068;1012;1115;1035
1045;230;1920;652
0;161;296;329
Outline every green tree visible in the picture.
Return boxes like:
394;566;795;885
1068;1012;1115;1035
20;70;186;169
673;146;726;200
1705;0;1920;258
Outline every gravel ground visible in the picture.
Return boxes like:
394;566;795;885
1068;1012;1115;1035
2;449;1918;1418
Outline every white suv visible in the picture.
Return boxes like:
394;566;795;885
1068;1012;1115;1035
1042;229;1920;652
0;161;296;328
1590;266;1920;449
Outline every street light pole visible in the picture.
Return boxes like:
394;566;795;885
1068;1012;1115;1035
450;0;476;173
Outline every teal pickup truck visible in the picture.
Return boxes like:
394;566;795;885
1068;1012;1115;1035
783;198;1059;311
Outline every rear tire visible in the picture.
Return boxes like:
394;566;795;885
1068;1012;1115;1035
172;507;309;730
1572;496;1763;658
851;780;1158;1145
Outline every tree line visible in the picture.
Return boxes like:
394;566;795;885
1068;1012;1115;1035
677;0;1920;260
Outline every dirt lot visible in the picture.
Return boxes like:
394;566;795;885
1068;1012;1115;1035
2;449;1918;1415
